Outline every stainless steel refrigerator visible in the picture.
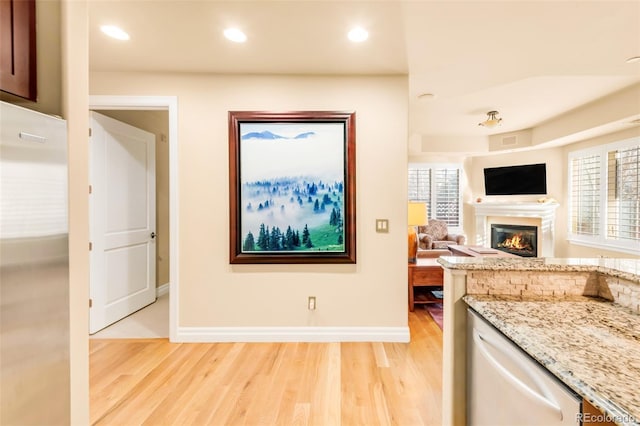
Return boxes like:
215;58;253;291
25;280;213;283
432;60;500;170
0;101;70;424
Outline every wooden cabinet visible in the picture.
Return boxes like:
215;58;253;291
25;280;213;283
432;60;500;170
408;259;444;311
582;399;617;425
0;0;37;100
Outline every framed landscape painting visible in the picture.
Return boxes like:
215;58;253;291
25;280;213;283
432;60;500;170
228;111;356;264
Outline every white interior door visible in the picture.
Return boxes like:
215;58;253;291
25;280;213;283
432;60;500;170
89;111;156;334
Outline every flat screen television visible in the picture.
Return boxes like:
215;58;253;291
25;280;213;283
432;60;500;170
483;163;547;195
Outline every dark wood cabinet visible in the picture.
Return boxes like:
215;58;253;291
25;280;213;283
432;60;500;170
0;0;37;101
408;259;444;311
582;399;617;425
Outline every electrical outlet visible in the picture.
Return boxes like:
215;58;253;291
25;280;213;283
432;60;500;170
308;296;316;310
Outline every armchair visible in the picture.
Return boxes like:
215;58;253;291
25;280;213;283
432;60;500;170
416;219;466;258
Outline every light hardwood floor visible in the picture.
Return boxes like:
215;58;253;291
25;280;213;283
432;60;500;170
90;308;442;425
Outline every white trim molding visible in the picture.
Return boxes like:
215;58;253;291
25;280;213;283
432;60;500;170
175;326;410;343
473;202;559;257
156;283;170;297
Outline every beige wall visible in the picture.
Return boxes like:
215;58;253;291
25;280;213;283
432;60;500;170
1;0;62;116
532;83;640;147
93;110;171;287
90;72;409;328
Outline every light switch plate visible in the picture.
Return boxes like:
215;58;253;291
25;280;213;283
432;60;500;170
376;219;389;233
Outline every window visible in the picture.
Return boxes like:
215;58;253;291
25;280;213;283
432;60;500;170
408;164;462;228
570;154;600;236
608;145;639;241
568;138;639;253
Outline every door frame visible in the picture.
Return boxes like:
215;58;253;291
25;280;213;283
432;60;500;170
89;95;179;341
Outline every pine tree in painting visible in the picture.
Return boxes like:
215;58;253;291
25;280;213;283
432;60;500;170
257;223;269;250
285;226;295;250
269;226;281;251
243;231;255;251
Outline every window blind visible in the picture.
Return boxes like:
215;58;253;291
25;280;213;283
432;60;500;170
408;165;461;228
408;168;430;203
607;145;639;241
569;137;639;253
570;154;600;236
434;168;460;227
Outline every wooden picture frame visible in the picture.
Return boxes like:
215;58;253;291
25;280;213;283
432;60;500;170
229;111;356;264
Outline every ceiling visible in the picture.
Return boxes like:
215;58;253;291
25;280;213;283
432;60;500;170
88;1;640;154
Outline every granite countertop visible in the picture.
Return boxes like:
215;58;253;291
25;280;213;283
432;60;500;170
465;294;640;426
438;257;640;284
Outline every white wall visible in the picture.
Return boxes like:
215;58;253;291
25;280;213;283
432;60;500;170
90;72;409;329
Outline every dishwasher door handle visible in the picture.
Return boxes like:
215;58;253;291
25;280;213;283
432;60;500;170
473;329;563;420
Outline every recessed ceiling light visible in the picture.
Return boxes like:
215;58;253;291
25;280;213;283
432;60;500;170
224;28;247;43
347;27;368;43
625;56;640;64
100;25;130;41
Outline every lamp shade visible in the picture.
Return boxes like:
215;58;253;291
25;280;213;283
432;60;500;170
407;202;426;263
408;202;427;226
478;110;502;128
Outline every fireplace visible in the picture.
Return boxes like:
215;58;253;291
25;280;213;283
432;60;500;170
491;224;538;257
474;202;557;257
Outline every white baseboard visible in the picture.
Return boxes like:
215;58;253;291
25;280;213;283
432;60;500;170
156;283;170;298
175;326;410;343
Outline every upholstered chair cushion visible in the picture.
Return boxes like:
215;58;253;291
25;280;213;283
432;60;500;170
416;219;466;250
432;241;451;249
418;234;433;250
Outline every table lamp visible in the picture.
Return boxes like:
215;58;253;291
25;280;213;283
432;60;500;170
408;202;427;263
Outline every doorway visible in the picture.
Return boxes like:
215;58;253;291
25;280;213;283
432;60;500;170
88;96;179;341
89;110;158;335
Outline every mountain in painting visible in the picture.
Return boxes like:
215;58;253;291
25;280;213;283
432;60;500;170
294;132;315;139
242;130;316;140
242;130;285;140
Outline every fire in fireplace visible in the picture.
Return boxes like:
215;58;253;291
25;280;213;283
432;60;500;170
490;224;538;257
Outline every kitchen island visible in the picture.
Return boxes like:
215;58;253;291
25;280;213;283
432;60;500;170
438;257;640;426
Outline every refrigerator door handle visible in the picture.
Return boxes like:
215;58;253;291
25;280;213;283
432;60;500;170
473;329;564;420
19;131;47;143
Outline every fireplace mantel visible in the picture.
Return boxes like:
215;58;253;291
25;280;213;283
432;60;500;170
473;202;559;257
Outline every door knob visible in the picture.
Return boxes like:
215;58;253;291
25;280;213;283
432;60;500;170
150;232;156;239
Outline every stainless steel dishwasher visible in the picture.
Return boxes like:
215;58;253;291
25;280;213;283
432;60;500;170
467;309;581;425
